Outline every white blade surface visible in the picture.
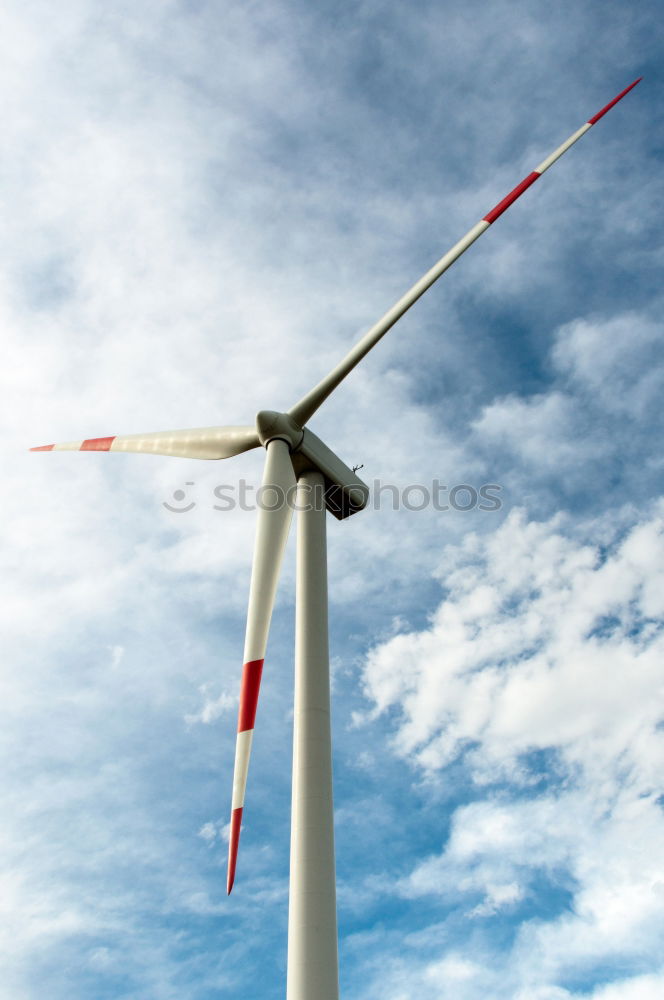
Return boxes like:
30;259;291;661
30;425;260;460
227;438;296;893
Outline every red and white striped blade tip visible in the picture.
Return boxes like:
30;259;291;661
29;437;115;452
227;807;243;894
29;426;260;459
482;76;642;227
588;77;642;125
227;656;265;894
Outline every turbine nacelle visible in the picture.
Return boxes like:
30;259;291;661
255;410;368;520
293;428;368;520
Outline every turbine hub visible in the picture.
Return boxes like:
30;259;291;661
255;410;304;451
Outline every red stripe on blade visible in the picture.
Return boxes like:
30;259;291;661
227;806;243;894
588;77;642;125
237;659;264;733
80;436;115;451
483;171;541;225
30;444;55;451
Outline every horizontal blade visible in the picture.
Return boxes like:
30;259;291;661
288;77;642;428
30;425;260;460
227;438;296;894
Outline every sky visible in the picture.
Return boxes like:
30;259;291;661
2;1;663;997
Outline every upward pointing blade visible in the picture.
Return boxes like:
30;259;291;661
30;425;260;460
287;77;642;428
227;438;296;894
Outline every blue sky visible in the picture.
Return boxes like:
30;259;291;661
3;1;664;997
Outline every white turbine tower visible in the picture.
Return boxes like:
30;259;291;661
33;78;641;999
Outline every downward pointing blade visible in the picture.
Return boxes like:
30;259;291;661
227;438;296;894
30;425;260;460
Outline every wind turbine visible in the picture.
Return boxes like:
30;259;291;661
32;78;641;999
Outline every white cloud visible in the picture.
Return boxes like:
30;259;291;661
588;973;664;1000
466;880;522;917
471;307;664;516
361;503;664;995
186;685;236;725
552;313;663;419
473;389;588;469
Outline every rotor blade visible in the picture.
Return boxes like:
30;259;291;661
30;425;260;460
227;438;296;894
288;77;642;428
